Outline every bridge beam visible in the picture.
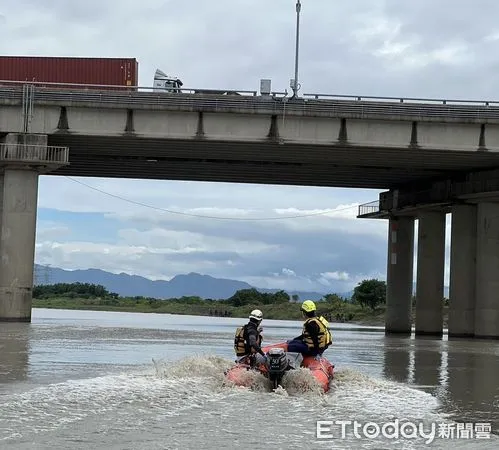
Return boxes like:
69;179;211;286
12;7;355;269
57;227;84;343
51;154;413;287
385;216;415;334
415;211;446;336
374;166;499;214
0;133;69;322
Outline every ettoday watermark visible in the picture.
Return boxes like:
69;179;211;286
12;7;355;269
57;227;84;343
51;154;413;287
316;419;492;444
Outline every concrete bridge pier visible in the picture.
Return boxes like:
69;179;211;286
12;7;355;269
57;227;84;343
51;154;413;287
475;202;499;339
0;133;69;322
0;168;39;322
385;216;415;334
415;211;446;336
448;205;477;337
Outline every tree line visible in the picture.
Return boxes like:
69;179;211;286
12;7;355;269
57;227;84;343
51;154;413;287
33;278;389;310
33;282;119;299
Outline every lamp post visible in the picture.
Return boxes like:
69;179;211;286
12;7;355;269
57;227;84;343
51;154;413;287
291;0;302;98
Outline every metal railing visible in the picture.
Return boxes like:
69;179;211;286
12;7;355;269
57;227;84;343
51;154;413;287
301;92;498;106
3;80;499;120
3;79;499;105
0;79;260;97
358;200;381;216
0;144;69;165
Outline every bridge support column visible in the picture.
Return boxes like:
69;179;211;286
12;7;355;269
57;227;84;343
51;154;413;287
415;211;446;336
385;216;415;334
0;168;39;322
448;205;477;337
0;133;69;322
474;202;499;339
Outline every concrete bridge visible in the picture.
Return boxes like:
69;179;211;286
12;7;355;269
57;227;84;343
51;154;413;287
1;81;498;338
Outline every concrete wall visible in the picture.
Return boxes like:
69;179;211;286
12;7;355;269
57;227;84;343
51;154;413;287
203;113;271;141
279;116;341;143
345;120;412;148
415;212;446;336
385;217;414;334
417;123;481;151
448;205;477;337
134;110;199;137
0;105;22;131
475;202;499;338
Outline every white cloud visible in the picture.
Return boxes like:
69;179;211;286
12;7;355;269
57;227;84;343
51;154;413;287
484;31;499;42
281;268;297;277
35;240;230;281
320;271;351;282
36;222;71;240
116;228;278;255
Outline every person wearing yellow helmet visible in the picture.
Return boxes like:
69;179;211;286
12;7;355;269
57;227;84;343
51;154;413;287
287;300;332;357
301;300;316;314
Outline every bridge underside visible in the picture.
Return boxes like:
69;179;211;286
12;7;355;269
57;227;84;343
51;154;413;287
47;135;499;189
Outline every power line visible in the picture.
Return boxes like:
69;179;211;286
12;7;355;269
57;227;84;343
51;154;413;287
64;176;360;221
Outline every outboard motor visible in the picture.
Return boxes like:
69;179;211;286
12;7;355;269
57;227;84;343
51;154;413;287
266;347;289;389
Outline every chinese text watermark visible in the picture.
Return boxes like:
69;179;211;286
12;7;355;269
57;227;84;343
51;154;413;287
316;420;492;445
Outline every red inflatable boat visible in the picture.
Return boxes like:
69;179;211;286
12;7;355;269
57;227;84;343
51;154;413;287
225;341;334;392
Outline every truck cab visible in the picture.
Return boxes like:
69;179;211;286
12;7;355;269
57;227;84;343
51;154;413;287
153;69;183;93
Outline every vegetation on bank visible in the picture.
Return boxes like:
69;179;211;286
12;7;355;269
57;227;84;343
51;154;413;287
32;280;449;326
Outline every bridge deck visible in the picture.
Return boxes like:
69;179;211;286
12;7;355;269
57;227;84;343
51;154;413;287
3;83;499;189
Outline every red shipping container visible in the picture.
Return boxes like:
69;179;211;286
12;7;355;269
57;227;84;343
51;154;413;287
0;56;138;88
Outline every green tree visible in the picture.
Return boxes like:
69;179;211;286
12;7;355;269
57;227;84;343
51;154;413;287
272;290;291;303
33;282;111;299
227;288;263;306
323;293;346;305
352;279;386;311
176;296;204;304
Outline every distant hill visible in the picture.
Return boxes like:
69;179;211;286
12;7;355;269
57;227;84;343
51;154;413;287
33;265;339;301
33;265;449;301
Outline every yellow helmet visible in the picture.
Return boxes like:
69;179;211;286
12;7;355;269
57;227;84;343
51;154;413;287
301;300;316;313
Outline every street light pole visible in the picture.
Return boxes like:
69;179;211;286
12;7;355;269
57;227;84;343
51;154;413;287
292;0;302;98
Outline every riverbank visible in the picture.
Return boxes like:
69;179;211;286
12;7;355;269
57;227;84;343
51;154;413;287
32;297;449;327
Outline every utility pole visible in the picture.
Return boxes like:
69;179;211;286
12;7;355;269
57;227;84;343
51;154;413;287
291;0;302;98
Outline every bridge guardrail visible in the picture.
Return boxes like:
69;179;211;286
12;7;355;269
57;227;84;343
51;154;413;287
358;200;381;216
0;79;260;97
2;79;499;105
302;92;498;106
2;81;499;120
0;144;69;165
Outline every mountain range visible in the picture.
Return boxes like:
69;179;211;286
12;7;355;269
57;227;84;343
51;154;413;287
33;265;450;301
33;264;342;301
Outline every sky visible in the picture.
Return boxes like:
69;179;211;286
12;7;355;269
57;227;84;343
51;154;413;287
0;0;492;293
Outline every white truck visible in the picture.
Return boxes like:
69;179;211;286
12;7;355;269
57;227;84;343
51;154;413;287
152;68;245;95
152;69;183;93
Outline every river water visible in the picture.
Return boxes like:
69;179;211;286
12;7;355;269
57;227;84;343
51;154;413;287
0;308;498;449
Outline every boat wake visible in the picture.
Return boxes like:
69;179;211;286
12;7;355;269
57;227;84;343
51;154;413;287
152;354;326;396
1;355;494;449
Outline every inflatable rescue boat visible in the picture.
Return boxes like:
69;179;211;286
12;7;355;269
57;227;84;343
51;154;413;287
225;342;334;392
